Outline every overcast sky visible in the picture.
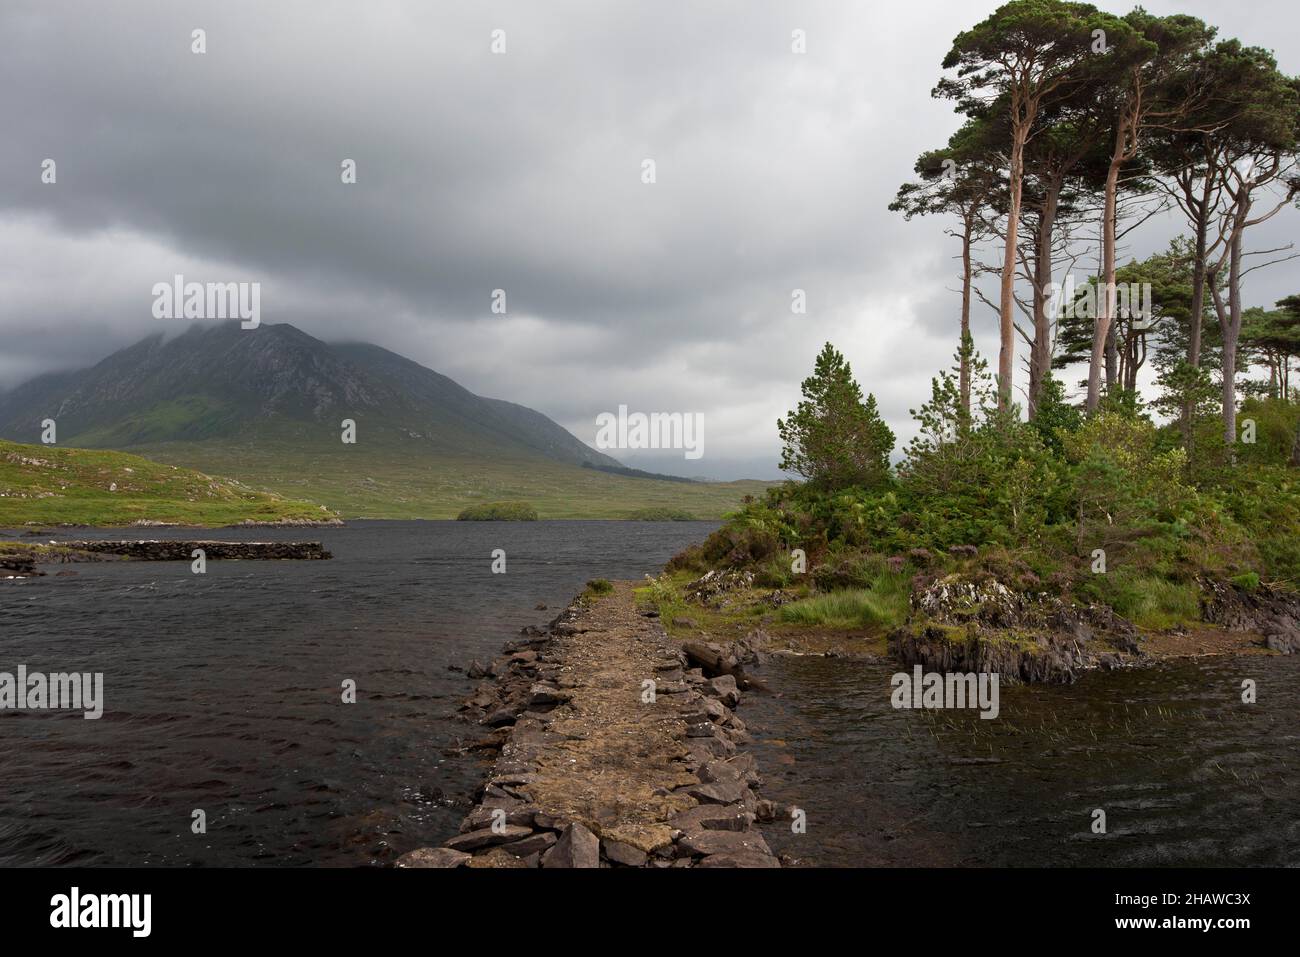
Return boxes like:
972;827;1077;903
2;0;1298;479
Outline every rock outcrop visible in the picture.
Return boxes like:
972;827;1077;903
890;574;1141;683
1200;577;1300;654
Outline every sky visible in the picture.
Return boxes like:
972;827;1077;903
2;0;1297;479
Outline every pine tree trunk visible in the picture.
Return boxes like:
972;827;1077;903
960;214;973;421
1028;182;1060;419
1087;138;1123;413
999;126;1027;414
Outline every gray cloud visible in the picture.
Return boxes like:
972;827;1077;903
2;0;1297;478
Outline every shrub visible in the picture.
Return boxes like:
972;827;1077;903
1235;397;1300;467
1062;410;1198;555
456;501;539;521
1230;571;1261;592
625;507;697;521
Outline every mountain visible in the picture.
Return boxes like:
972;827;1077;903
0;323;619;467
0;323;769;518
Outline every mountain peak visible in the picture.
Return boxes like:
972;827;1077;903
0;322;619;469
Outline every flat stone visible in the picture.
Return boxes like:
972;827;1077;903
460;802;535;832
684;779;753;807
498;831;558;857
696;848;781;868
394;847;471;868
541;822;600;868
602;839;648;867
699;759;742;784
443;824;533;852
677;829;773;858
669;803;754;833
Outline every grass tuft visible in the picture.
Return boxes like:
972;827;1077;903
779;572;911;630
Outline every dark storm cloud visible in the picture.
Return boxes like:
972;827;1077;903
1;0;1297;478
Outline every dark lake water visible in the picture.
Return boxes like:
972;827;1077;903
3;519;1296;868
746;654;1300;867
0;520;715;866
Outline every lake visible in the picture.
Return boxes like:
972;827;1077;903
3;519;1296;867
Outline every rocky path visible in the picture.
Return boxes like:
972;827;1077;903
397;582;779;868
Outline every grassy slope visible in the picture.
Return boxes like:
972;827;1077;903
129;440;771;520
0;440;336;527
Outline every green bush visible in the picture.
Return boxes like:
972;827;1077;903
625;507;698;521
456;501;539;521
1230;571;1261;592
1236;397;1300;467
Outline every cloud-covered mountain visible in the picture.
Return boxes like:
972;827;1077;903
0;322;622;470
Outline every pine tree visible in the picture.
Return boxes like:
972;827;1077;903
777;343;894;491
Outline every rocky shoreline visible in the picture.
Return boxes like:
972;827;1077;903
396;581;782;869
889;572;1299;683
56;540;332;561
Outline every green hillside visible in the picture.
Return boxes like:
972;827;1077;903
133;439;768;520
0;439;337;527
0;323;772;521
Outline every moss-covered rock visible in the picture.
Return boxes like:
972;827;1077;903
889;573;1143;683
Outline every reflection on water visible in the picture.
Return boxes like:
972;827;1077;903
747;654;1300;867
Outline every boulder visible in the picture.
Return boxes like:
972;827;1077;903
677;829;773;858
394;847;471;868
705;674;740;708
541;822;600;868
684;778;754;807
498;831;558;857
602;840;649;867
668;804;754;833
